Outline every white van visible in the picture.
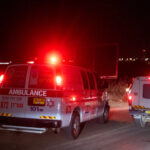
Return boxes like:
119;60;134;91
128;76;150;128
0;63;109;139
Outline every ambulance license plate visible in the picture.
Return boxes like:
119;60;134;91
33;98;45;105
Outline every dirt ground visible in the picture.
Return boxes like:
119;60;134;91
109;100;128;109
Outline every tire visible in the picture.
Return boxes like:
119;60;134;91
65;112;81;140
134;116;147;128
99;106;109;123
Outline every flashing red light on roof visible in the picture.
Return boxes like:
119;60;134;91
0;74;4;84
27;61;34;64
50;56;57;64
46;53;61;65
56;76;62;86
148;77;150;80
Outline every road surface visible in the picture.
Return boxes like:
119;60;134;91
0;102;150;150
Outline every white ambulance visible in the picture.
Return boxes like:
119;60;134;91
128;76;150;128
0;62;109;139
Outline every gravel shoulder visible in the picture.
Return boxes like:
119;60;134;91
109;100;129;109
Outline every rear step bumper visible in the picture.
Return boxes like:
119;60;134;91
0;125;47;134
129;110;145;115
0;116;61;128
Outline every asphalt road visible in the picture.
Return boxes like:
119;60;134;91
1;104;150;150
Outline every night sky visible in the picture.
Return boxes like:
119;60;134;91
0;0;150;62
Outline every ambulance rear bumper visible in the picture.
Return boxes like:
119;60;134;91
129;110;145;115
0;116;61;128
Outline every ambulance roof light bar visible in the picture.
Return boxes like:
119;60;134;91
26;61;35;64
50;56;57;64
48;54;60;65
0;61;12;65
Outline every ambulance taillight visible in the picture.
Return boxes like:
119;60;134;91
71;96;76;101
127;95;133;105
56;75;62;86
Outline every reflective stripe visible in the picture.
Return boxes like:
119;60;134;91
40;116;56;119
132;105;145;109
0;113;12;117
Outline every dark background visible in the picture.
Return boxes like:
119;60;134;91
0;0;150;77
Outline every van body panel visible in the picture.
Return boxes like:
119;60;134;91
130;78;140;106
129;77;150;108
0;94;26;118
139;81;150;108
0;63;109;131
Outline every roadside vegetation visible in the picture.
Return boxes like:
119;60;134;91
107;78;129;102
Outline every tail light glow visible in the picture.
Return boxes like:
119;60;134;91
125;88;130;92
127;94;133;105
128;95;132;101
0;74;4;84
56;76;62;86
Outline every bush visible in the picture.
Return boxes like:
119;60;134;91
107;79;128;102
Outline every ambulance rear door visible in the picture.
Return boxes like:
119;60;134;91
25;65;62;120
139;78;150;108
0;65;28;118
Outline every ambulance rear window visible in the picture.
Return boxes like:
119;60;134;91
29;66;55;89
3;65;27;88
143;84;150;99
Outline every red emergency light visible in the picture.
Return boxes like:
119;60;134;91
128;95;132;101
27;61;34;64
45;52;62;65
72;96;76;101
127;94;133;105
47;54;60;65
56;75;62;86
50;57;57;64
0;74;4;84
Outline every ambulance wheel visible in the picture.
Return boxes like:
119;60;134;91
65;112;80;140
99;106;109;123
134;116;147;128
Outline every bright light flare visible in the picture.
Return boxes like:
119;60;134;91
56;76;62;86
0;74;4;84
125;88;130;92
128;95;132;101
50;56;57;64
46;53;61;65
72;96;76;101
27;61;34;64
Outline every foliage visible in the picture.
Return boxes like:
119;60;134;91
107;79;128;102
